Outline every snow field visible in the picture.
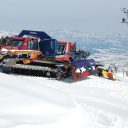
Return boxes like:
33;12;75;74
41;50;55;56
0;72;127;128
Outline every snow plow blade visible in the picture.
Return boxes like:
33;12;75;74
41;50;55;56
72;71;90;80
71;59;96;80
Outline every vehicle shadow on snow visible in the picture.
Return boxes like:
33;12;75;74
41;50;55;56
59;77;91;83
0;70;92;84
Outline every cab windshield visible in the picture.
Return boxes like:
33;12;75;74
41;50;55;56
28;41;38;50
1;37;12;46
12;39;23;47
58;43;66;52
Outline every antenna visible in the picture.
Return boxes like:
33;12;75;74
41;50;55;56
121;8;128;23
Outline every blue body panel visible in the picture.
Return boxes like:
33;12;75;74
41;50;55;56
18;30;59;57
18;30;51;40
39;39;59;56
72;59;95;68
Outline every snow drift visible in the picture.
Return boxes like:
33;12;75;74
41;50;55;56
0;72;128;128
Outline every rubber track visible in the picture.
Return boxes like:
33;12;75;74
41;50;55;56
2;64;65;79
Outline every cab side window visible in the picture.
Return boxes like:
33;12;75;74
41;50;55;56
70;45;76;52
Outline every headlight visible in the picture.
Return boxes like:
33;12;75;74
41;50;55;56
0;48;9;54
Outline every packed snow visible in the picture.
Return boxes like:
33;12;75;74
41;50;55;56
0;72;128;128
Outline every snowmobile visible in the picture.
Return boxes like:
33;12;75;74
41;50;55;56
0;30;97;80
96;64;117;80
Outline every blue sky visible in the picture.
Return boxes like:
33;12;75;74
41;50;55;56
0;0;127;33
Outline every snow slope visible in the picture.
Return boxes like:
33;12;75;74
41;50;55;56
0;72;128;128
0;30;128;128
